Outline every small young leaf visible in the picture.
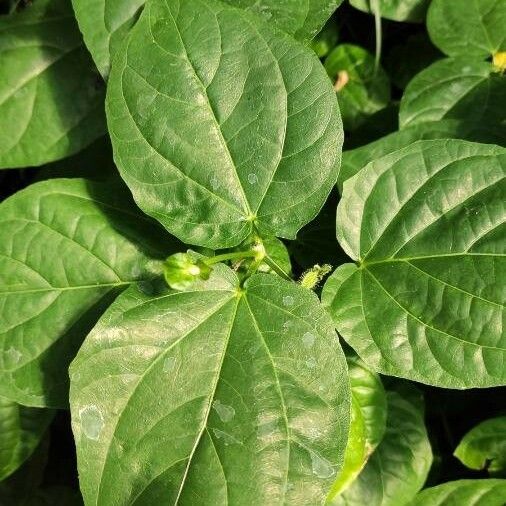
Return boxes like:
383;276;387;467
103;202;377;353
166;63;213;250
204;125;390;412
0;178;180;407
324;44;390;131
410;479;506;506
454;416;506;475
72;0;344;77
329;386;432;505
349;0;430;23
324;139;506;388
428;0;506;59
0;0;106;169
0;396;53;481
399;58;506;145
69;267;350;505
106;0;342;249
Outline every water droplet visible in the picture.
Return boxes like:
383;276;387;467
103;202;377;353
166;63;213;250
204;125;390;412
310;452;335;479
450;82;462;93
247;173;258;184
212;428;240;446
282;320;293;334
6;348;22;364
163;356;177;373
212;400;235;422
319;385;325;392
210;175;220;191
282;295;294;307
79;405;104;440
462;66;472;73
306;357;317;369
302;332;315;348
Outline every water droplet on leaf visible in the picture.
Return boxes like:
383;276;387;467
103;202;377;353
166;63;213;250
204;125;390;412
247;173;258;184
282;295;294;306
213;400;235;422
302;332;315;348
79;405;104;441
310;452;335;479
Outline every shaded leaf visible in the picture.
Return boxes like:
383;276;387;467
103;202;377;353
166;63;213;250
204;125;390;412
349;0;430;23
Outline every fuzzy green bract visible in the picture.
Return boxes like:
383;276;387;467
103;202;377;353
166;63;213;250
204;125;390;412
0;178;178;407
0;0;106;169
69;265;350;505
106;0;343;249
323;139;506;388
72;0;345;77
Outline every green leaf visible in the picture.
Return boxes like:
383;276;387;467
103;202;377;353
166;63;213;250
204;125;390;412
410;479;506;506
327;357;386;499
427;0;506;59
454;416;506;475
0;178;179;408
69;267;350;505
0;396;53;481
0;0;106;169
399;58;506;145
107;0;343;249
329;386;432;505
349;0;430;23
259;236;292;277
339;119;499;192
72;0;344;77
323;139;506;388
324;44;390;131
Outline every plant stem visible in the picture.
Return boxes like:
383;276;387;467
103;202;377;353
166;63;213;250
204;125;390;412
263;256;292;282
371;0;382;74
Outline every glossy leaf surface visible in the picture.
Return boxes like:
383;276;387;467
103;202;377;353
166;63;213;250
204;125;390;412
0;178;177;407
0;0;106;169
324;139;506;388
410;479;506;506
428;0;506;58
72;0;345;77
454;416;506;474
330;386;432;505
349;0;429;23
399;58;506;144
324;44;390;131
70;267;350;505
107;0;343;249
0;396;53;481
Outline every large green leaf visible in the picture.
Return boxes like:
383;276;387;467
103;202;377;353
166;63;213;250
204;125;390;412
72;0;344;78
106;0;342;250
454;416;506;475
0;178;179;408
399;58;506;145
0;0;106;169
349;0;429;23
427;0;506;59
327;357;386;500
329;386;432;505
0;396;53;481
324;44;390;131
323;139;506;388
410;479;506;506
69;267;350;505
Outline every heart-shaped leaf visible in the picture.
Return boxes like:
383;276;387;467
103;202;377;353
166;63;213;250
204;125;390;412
72;0;344;77
323;139;506;388
427;0;506;59
329;386;432;505
454;416;506;475
0;396;53;481
0;0;106;169
0;178;179;407
106;0;343;249
69;267;350;505
399;58;506;146
410;479;506;506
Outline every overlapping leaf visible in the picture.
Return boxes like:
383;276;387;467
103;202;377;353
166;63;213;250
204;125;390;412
70;267;350;505
329;386;432;505
106;0;343;249
0;178;178;407
323;139;506;388
0;0;106;169
72;0;344;77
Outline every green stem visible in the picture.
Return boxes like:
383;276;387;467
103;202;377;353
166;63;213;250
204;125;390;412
203;250;257;266
263;256;292;282
371;0;382;74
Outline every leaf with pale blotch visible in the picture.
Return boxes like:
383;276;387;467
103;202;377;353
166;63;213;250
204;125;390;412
324;139;506;388
0;0;106;169
106;0;343;249
0;178;179;408
70;266;350;505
